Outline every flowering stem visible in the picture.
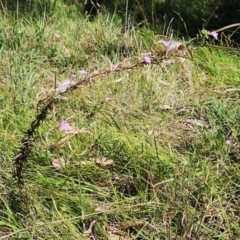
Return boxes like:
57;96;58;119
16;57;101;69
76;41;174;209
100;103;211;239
12;60;141;188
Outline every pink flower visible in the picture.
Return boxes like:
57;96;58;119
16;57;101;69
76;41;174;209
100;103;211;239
144;56;151;64
105;96;111;101
60;121;70;131
71;72;76;79
209;31;218;40
79;70;88;75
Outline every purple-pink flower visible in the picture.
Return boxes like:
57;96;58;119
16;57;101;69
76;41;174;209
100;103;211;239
79;70;88;75
60;121;70;131
209;31;218;40
105;96;111;101
144;56;151;64
71;73;76;79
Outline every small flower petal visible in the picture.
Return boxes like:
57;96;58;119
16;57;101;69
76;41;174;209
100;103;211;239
71;73;76;79
210;31;218;40
60;121;70;131
79;70;88;75
144;56;151;64
105;96;111;101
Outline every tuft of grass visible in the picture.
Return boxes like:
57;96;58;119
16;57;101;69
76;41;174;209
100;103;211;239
0;1;240;239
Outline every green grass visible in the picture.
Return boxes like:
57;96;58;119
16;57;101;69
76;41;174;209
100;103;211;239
0;1;240;239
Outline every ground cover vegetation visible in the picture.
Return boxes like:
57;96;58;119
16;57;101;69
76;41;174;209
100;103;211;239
0;0;240;239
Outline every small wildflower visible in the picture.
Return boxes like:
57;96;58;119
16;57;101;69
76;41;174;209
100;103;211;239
144;56;151;64
79;70;88;75
209;31;218;40
71;72;76;79
105;96;111;101
60;121;70;131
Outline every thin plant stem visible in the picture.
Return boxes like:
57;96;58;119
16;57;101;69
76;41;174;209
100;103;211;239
203;0;221;29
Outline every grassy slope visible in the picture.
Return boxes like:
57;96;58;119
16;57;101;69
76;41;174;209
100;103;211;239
0;2;240;239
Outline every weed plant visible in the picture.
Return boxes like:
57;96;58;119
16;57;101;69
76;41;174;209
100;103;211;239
0;1;240;239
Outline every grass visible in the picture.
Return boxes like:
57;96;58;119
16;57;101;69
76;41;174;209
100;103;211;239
0;1;240;239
